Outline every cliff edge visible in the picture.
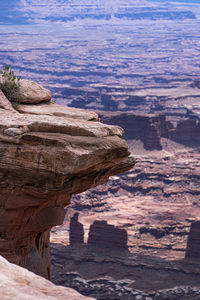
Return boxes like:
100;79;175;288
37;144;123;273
0;80;135;279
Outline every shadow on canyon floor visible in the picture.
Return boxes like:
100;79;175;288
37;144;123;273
51;216;200;299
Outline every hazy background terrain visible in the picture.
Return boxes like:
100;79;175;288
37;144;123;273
0;0;200;108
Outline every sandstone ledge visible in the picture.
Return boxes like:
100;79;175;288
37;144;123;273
0;255;95;300
0;87;135;278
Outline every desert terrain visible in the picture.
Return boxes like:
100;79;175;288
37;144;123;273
0;0;200;299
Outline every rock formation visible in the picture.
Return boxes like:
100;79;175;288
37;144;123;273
0;255;95;300
0;81;134;279
185;221;200;261
70;213;84;246
87;220;128;250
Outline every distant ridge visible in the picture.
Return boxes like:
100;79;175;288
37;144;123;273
11;0;196;24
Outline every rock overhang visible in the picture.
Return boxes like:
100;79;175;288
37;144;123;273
0;79;135;278
0;102;134;194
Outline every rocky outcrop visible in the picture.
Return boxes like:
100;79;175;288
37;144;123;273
0;255;95;300
87;220;128;250
70;213;84;246
0;85;134;278
185;221;200;261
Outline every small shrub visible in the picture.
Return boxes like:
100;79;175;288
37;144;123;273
0;65;21;103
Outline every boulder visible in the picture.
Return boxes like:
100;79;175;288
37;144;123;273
17;79;52;104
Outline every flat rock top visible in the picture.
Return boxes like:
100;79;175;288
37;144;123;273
18;102;99;121
0;256;95;300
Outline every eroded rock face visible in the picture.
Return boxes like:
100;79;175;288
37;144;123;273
0;255;95;300
0;86;134;278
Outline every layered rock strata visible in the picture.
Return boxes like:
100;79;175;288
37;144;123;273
0;81;134;279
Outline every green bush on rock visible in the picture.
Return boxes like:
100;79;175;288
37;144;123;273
0;65;21;104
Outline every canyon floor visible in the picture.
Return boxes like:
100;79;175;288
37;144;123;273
51;138;200;260
50;137;200;299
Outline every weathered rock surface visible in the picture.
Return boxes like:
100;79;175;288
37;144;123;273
0;255;95;300
185;221;200;261
100;112;168;150
18;102;99;121
0;88;134;278
17;79;52;104
0;90;15;111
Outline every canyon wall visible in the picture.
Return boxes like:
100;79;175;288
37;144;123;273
100;111;200;150
0;82;134;279
99;112;166;150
